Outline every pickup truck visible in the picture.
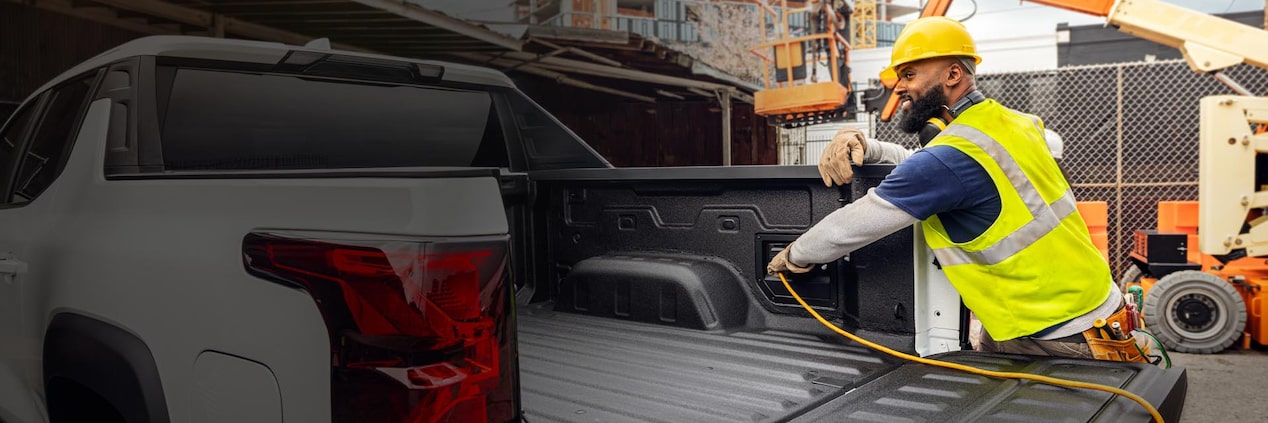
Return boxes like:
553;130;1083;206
0;36;1185;423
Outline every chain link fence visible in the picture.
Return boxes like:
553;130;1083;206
869;59;1268;278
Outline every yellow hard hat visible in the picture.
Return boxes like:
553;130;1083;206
880;16;981;84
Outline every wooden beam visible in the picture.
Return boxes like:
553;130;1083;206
150;22;180;32
504;47;567;72
524;24;629;44
452;53;653;102
249;17;413;25
79;0;370;51
220;18;363;51
525;56;754;105
280;27;473;36
656;89;686;100
498;51;738;92
687;87;715;97
12;0;172;35
211;13;225;37
529;38;623;67
209;0;347;4
348;0;524;51
687;87;753;105
342;39;497;47
89;0;211;26
223;10;390;18
542;39;645;52
113;8;149;19
720;89;732;166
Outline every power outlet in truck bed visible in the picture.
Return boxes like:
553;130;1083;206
756;233;841;310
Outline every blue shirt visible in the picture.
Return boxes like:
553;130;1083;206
873;146;1000;243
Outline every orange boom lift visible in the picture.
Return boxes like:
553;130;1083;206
749;0;854;127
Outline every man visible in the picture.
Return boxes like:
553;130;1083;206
767;17;1121;360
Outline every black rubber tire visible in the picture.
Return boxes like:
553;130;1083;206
1117;265;1142;292
1142;270;1247;354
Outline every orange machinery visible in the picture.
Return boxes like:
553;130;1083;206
1079;201;1111;264
749;0;853;127
1123;202;1267;353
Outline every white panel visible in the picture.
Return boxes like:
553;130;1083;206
0;362;45;423
912;225;963;357
1198;95;1268;254
34;93;508;423
194;351;282;423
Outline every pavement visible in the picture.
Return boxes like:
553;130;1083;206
1171;345;1268;423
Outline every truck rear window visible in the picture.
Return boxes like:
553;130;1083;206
158;68;507;170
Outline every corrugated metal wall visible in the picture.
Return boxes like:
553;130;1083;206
520;79;779;166
0;1;144;110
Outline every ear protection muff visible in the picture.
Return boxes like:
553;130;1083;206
918;117;947;146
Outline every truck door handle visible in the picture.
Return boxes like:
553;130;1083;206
0;258;28;276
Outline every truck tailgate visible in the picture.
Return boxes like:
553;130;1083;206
793;352;1186;422
518;305;1187;422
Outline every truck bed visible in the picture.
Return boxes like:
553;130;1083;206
517;304;899;422
517;305;1187;423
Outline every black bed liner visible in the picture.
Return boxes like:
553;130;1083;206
793;351;1186;422
517;305;900;422
517;306;1186;423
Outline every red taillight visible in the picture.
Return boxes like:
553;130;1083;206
243;232;516;422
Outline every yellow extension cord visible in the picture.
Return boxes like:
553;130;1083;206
776;273;1164;423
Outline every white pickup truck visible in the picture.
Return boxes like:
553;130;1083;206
0;36;1185;423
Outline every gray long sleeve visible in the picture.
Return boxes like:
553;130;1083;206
863;138;916;164
788;189;920;266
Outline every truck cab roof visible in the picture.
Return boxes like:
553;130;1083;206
28;35;515;104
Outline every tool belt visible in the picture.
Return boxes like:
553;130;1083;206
1081;305;1150;363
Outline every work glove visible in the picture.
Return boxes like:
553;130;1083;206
767;242;815;275
819;126;867;187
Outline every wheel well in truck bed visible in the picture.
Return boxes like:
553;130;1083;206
532;166;919;348
553;253;750;330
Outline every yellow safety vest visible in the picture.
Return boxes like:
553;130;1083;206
922;99;1112;341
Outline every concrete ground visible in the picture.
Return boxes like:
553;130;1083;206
1171;345;1268;423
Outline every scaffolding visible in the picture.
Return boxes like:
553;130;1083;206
851;0;877;49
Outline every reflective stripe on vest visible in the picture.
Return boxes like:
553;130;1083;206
930;123;1078;266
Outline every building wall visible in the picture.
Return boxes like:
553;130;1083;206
0;1;144;117
1057;11;1262;67
518;78;779;167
